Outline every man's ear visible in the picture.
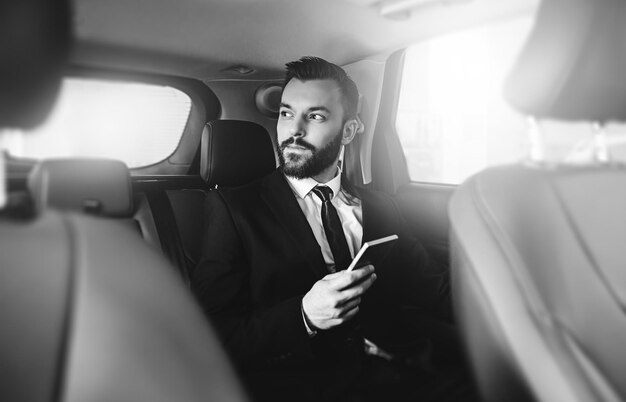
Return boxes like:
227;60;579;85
341;119;360;145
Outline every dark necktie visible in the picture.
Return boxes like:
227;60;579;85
311;186;352;272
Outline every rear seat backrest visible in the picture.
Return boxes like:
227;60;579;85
165;189;207;266
147;120;277;285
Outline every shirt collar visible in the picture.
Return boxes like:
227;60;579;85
284;167;342;200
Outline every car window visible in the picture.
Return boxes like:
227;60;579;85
395;16;626;185
0;77;192;168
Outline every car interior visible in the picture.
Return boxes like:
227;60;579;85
1;0;624;400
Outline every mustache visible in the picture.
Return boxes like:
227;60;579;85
280;137;316;152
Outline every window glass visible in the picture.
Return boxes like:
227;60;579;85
396;17;626;184
0;78;192;168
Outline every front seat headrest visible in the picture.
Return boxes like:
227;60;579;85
200;120;276;187
0;0;72;129
28;158;133;218
505;0;626;122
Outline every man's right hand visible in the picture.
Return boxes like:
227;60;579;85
302;265;377;331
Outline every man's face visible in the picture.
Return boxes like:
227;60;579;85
277;78;347;181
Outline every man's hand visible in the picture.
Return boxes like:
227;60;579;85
302;265;377;331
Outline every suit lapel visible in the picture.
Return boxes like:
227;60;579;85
259;170;328;278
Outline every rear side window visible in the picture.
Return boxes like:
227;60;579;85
0;78;192;168
396;16;626;185
396;17;534;184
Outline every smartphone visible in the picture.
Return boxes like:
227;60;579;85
346;234;398;272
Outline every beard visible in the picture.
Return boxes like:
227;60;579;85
278;131;343;180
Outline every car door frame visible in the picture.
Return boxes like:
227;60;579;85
370;50;455;266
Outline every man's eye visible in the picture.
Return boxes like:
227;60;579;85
309;113;326;121
280;110;293;118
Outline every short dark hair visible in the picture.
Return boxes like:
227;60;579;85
284;56;359;120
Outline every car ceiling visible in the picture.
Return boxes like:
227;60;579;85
72;0;539;81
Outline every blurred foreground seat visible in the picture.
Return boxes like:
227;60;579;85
0;1;248;401
449;0;626;401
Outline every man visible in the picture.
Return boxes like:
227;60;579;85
193;57;473;402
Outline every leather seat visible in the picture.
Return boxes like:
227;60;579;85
200;119;276;188
0;1;248;401
450;164;626;402
449;0;626;401
148;119;276;280
182;119;275;264
1;212;249;401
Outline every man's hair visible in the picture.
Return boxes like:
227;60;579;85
284;56;359;121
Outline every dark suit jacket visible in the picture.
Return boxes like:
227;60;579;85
192;169;451;399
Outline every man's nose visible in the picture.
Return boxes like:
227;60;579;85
290;116;305;137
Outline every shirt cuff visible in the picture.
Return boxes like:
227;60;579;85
301;301;318;337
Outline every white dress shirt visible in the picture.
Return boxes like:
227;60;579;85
284;172;363;272
286;170;363;337
286;171;390;358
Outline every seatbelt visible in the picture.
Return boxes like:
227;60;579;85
145;191;192;286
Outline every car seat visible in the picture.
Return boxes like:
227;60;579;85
449;0;626;401
0;1;248;401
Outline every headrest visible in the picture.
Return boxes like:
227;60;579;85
200;120;276;187
28;159;133;218
505;0;626;122
0;0;72;129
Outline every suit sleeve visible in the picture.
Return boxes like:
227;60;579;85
191;190;315;368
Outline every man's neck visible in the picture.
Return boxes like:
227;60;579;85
284;168;343;202
311;164;339;184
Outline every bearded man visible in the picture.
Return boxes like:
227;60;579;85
193;56;475;402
